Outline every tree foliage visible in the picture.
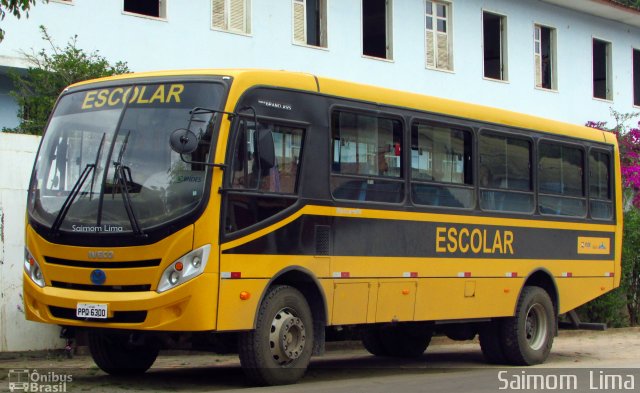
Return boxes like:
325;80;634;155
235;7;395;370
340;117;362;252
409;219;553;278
622;209;640;325
614;0;640;10
587;110;640;209
4;26;130;135
579;111;640;327
0;0;47;42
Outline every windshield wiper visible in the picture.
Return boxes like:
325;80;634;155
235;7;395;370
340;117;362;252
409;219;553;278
49;133;106;236
112;131;145;237
49;163;95;237
89;133;106;199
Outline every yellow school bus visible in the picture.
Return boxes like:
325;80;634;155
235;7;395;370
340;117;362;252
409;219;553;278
23;69;621;385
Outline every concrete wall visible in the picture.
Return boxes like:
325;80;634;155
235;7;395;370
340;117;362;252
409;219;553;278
0;0;638;126
0;133;64;351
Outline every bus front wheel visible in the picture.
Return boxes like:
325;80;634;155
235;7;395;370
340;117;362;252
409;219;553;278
238;285;314;386
88;330;159;375
501;286;555;365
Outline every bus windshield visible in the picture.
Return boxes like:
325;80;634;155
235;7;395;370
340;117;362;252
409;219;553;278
28;81;225;235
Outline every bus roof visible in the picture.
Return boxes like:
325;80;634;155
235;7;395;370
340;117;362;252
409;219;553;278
68;69;611;144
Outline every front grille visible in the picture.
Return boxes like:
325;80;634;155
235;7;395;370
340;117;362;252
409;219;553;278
49;306;147;323
51;281;151;292
44;256;161;269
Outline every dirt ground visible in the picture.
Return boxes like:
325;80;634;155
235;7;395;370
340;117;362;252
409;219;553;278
0;327;638;391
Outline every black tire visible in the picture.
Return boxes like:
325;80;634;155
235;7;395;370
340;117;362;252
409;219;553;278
500;286;555;365
479;319;507;364
361;325;390;356
238;285;314;386
362;324;432;358
88;330;159;376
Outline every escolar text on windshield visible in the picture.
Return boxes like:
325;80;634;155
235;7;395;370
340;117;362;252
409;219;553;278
81;84;185;109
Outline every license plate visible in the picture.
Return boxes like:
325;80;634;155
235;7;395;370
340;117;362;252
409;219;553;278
76;303;108;319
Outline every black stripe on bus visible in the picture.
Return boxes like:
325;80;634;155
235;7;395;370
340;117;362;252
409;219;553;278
222;214;614;260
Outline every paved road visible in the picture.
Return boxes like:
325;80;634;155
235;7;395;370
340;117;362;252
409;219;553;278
1;327;639;392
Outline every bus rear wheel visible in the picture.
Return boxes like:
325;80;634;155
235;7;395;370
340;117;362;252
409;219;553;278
88;330;159;375
500;286;555;365
238;285;314;386
362;324;432;358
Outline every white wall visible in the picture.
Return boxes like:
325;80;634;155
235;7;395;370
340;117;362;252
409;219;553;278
0;133;64;351
0;0;637;126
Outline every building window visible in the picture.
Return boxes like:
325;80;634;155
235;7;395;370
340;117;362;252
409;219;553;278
634;49;640;107
362;0;393;60
292;0;327;47
212;0;251;34
425;1;452;71
124;0;165;18
593;38;612;100
483;11;507;81
534;24;557;90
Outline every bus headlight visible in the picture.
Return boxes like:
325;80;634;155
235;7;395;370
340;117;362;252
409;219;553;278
157;244;210;293
24;248;45;287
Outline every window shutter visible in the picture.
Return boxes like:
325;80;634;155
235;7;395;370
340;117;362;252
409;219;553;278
534;26;542;87
436;32;449;70
293;0;306;44
229;0;246;32
426;30;435;68
534;54;542;87
212;0;226;30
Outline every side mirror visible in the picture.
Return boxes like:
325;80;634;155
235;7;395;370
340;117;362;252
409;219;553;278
169;128;199;154
256;128;275;171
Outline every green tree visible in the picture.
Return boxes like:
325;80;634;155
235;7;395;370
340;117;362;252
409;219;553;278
622;209;640;325
579;112;640;327
0;0;47;42
615;0;640;10
4;26;130;135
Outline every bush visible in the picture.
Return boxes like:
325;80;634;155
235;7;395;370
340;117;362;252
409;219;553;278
622;209;640;325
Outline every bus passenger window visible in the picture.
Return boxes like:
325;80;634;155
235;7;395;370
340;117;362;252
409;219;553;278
330;111;404;203
479;133;533;213
538;142;586;217
410;121;473;208
589;150;612;220
230;121;304;194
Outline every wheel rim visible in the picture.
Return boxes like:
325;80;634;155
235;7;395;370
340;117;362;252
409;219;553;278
525;303;548;350
269;307;306;365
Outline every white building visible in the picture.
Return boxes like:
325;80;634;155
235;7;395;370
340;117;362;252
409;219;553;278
0;0;639;130
0;0;638;351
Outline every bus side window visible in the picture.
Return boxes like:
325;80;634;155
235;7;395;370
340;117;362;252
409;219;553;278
589;149;612;220
410;121;474;209
538;142;586;217
230;120;304;194
330;110;404;203
225;119;305;233
479;132;534;213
